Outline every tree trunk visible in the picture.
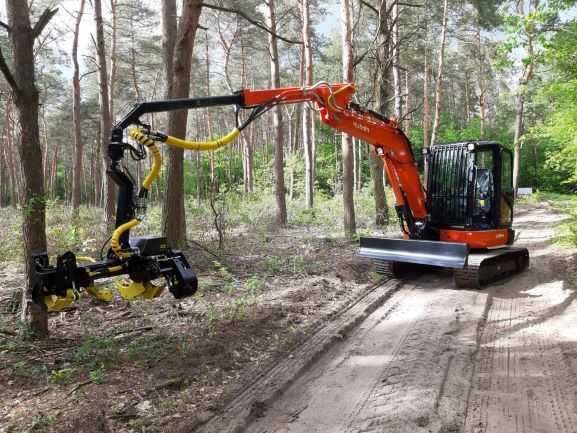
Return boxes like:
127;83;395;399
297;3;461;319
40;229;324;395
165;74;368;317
239;27;253;193
422;0;431;149
71;0;86;215
94;0;115;224
301;0;314;208
162;0;177;101
476;21;486;138
2;2;56;337
512;0;536;196
266;0;287;225
404;70;411;131
370;0;390;227
163;0;202;248
341;0;356;237
129;12;142;101
109;0;118;119
430;0;449;146
464;70;471;124
513;93;524;194
4;97;18;206
392;1;402;122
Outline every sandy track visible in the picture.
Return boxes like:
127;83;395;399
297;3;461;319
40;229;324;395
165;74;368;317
464;207;577;433
241;205;576;433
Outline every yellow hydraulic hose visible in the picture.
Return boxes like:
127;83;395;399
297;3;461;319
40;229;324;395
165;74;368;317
110;218;139;258
164;128;240;151
128;128;162;190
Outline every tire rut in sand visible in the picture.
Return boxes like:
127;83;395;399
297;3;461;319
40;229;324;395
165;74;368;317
464;256;577;433
346;287;485;433
246;281;486;433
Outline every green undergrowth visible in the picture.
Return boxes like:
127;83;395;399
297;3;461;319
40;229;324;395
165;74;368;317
0;188;398;264
519;191;577;247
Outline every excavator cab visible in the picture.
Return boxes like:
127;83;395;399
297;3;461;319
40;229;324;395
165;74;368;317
426;141;514;233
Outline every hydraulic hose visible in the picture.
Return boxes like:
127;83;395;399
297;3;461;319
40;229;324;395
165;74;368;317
163;128;240;151
130;127;241;153
128;128;162;190
110;218;139;258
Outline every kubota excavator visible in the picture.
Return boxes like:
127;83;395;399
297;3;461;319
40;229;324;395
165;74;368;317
31;82;528;310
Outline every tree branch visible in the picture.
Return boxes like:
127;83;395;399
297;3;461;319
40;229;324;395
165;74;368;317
360;0;378;14
0;20;10;32
200;3;302;45
0;48;19;94
32;7;59;39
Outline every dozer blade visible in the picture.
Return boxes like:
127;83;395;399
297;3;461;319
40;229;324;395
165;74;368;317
359;237;469;269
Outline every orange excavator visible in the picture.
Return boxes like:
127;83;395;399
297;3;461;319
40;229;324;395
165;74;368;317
31;82;528;310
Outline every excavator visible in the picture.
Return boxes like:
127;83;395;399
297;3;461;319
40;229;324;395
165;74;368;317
31;82;529;310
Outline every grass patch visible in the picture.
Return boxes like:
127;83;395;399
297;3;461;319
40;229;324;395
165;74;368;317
519;191;577;211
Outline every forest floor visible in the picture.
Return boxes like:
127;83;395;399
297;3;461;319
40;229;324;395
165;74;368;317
0;206;384;433
0;196;576;433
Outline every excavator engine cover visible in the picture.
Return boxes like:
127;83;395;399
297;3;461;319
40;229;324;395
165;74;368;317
359;237;468;269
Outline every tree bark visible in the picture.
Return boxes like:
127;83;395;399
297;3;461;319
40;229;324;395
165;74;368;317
1;98;19;206
1;2;57;337
109;0;118;119
239;29;253;193
476;20;486;138
430;0;449;146
162;0;177;101
404;70;411;131
464;70;471;124
301;0;314;208
422;0;431;149
512;0;536;196
71;0;86;215
341;0;356;237
370;0;390;227
392;1;402;122
162;0;202;248
265;0;287;225
94;0;115;224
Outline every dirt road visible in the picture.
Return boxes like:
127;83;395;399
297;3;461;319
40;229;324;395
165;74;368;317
242;205;576;433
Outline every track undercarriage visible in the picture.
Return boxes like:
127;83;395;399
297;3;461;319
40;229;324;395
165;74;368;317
371;246;530;289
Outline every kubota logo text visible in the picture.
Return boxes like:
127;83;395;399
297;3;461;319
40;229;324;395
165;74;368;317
353;121;369;133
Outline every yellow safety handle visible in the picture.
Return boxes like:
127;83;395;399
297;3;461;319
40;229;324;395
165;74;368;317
110;218;139;258
128;128;162;190
165;128;240;151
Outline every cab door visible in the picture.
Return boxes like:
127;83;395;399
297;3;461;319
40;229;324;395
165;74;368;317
499;148;514;227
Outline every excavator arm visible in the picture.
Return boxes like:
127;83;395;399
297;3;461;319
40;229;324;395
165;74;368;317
31;82;429;310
